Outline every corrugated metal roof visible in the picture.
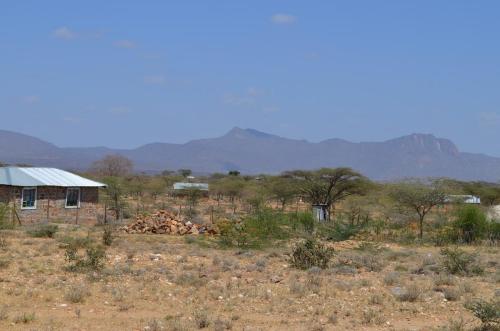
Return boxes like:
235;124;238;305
173;182;209;191
0;167;106;187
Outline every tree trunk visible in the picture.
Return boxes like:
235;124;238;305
419;215;424;239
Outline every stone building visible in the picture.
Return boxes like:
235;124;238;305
0;167;106;224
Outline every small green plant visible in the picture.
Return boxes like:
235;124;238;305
440;247;483;276
65;242;106;272
102;226;114;246
464;299;500;329
26;224;58;238
290;239;334;270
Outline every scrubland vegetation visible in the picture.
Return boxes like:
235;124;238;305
0;158;498;330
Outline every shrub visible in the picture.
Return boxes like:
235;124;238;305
443;287;461;301
362;308;385;325
65;285;90;303
295;212;315;234
464;299;500;328
325;221;363;242
65;243;106;272
290;239;334;270
216;219;253;248
13;312;35;324
440;247;483;276
26;224;58;238
453;206;488;244
394;284;422;302
102;226;114;246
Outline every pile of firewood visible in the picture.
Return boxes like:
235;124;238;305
121;210;216;235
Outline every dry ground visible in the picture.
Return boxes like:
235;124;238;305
0;226;498;331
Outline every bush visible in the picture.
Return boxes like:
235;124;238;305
216;209;291;249
440;247;483;276
394;284;422;302
65;242;106;272
294;212;315;234
465;299;500;328
453;206;488;244
65;285;90;303
102;226;114;246
290;239;334;270
216;219;254;249
26;224;58;238
325;221;363;242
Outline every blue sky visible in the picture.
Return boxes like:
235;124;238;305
1;1;499;155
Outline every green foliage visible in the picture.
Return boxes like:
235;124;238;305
288;168;369;211
486;221;500;242
26;224;58;238
216;210;317;249
102;176;128;221
389;181;447;239
290;239;334;270
464;299;500;327
295;212;315;234
65;240;106;272
216;219;254;249
453;205;488;243
324;220;364;242
440;247;483;276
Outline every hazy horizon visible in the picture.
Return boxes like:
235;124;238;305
1;1;500;155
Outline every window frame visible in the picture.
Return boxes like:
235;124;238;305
65;187;81;209
21;187;37;210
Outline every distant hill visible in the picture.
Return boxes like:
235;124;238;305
1;128;499;181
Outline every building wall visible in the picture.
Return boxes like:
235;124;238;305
0;185;102;224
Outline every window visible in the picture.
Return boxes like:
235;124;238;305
66;188;80;208
22;187;37;209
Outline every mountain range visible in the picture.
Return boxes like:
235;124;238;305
0;128;499;181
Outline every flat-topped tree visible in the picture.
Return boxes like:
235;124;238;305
286;167;369;220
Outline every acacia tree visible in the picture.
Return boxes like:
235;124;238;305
267;176;299;210
90;154;133;177
102;176;127;222
178;169;192;178
390;181;447;239
287;168;369;220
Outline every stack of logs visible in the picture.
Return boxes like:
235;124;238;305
121;210;216;235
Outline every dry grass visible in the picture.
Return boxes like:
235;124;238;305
0;225;497;330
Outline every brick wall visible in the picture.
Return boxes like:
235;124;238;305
0;185;102;224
